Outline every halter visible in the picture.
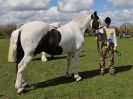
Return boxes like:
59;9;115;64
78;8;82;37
98;26;103;29
51;26;58;29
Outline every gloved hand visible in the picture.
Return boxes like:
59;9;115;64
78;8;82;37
107;42;109;47
95;36;98;40
95;30;99;34
113;46;117;51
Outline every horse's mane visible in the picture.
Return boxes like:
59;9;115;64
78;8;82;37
58;13;91;29
72;13;91;24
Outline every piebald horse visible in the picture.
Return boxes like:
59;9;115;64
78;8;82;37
15;11;100;94
8;22;62;63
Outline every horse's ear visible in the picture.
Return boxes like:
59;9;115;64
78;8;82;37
91;11;98;19
94;11;99;19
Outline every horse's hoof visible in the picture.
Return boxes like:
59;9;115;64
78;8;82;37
76;76;81;81
41;59;47;62
17;88;25;95
74;75;82;81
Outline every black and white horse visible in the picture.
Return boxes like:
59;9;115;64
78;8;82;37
15;11;100;94
8;22;62;63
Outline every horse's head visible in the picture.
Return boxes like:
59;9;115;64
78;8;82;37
90;11;100;30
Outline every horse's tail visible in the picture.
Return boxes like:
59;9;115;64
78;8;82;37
16;30;24;73
8;29;19;63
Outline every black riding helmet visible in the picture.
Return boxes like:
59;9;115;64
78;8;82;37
105;17;111;25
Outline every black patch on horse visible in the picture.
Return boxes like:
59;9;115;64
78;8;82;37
16;31;24;73
34;29;63;55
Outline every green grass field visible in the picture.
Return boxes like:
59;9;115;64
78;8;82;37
0;37;133;99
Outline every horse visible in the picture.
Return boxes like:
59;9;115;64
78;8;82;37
8;22;62;63
15;11;100;94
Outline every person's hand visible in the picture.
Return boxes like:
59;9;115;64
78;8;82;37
95;30;99;34
107;42;109;47
95;36;98;40
113;46;117;51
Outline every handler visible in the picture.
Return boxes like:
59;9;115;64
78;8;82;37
98;17;117;75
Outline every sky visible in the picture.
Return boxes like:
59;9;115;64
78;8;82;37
0;0;133;26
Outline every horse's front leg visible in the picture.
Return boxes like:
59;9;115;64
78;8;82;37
74;49;81;81
66;53;72;78
41;52;47;62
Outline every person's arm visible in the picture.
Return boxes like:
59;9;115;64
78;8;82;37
113;28;117;50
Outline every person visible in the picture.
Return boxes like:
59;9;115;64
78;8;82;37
98;17;117;75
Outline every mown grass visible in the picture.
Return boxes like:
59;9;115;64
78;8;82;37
0;37;133;99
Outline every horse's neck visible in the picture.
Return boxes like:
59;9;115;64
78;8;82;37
58;14;91;36
76;14;91;35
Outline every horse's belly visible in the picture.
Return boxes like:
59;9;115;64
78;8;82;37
59;40;75;53
34;29;63;55
44;46;63;55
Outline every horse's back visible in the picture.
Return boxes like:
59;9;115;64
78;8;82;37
21;21;49;33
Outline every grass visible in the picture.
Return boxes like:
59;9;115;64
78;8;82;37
0;37;133;99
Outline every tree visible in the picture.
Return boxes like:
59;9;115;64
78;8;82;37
0;24;17;37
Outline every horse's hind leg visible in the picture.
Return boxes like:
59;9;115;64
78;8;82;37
74;50;81;81
15;54;32;94
66;53;72;77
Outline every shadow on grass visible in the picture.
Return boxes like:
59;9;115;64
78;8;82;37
25;65;132;93
0;94;4;98
80;65;132;79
